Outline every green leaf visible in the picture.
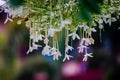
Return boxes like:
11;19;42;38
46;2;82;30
81;0;101;14
77;7;92;22
9;0;25;7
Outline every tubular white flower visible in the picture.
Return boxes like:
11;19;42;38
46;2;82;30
32;42;42;50
65;44;74;53
4;17;13;24
60;20;72;29
63;53;73;62
26;46;34;54
48;27;60;37
26;42;41;54
51;47;62;60
68;32;80;40
42;45;51;56
83;53;93;61
34;32;45;42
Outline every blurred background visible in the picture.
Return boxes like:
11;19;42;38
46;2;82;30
0;0;120;80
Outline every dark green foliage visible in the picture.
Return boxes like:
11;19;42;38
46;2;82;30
77;0;104;22
77;7;92;22
9;0;25;7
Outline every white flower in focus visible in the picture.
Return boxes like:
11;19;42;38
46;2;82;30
42;45;51;56
51;47;62;60
68;32;80;40
65;45;74;53
63;53;73;62
83;53;93;61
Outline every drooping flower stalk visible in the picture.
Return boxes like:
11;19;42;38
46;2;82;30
1;0;120;61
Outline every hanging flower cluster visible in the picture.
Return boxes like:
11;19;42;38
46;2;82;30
1;0;120;61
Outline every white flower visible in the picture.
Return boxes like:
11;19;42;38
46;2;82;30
78;24;85;28
4;14;13;24
0;0;6;6
103;14;117;26
78;24;89;31
30;27;34;39
32;42;41;50
103;15;108;24
16;6;23;17
62;20;71;24
44;38;49;45
30;29;44;42
99;24;104;29
63;53;73;62
83;25;89;31
60;20;72;29
37;34;45;41
48;27;60;37
42;45;51;56
90;28;97;32
65;44;74;53
51;47;62;60
78;45;87;53
26;46;34;54
107;17;117;26
78;38;89;53
26;42;41;54
3;4;10;13
78;46;84;53
80;38;86;45
68;32;80;40
83;53;93;61
98;18;103;24
26;20;31;27
34;32;44;42
87;28;97;36
98;18;104;29
17;20;22;24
